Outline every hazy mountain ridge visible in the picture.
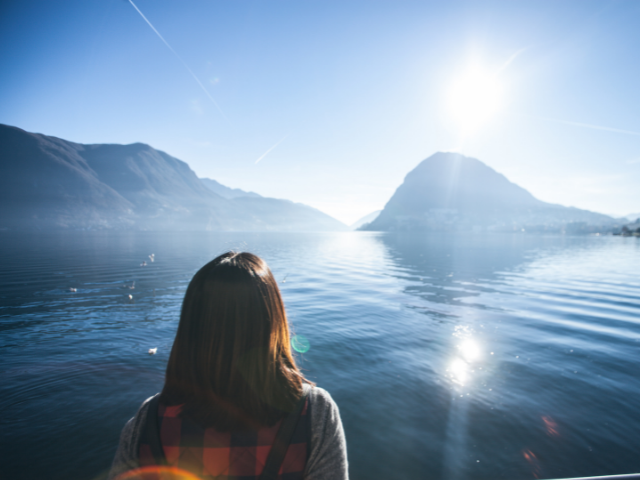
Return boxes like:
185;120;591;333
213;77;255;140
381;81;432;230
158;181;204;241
0;124;346;231
614;218;640;236
0;125;135;229
350;210;381;230
624;212;640;222
363;152;617;233
200;178;261;199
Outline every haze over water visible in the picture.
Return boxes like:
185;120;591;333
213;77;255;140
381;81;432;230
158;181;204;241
1;231;639;480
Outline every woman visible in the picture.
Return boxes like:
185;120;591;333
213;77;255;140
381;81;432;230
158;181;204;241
109;252;348;480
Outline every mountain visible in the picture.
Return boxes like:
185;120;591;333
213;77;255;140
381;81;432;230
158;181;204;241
0;124;346;231
362;152;616;233
613;217;640;236
200;178;262;199
350;210;381;230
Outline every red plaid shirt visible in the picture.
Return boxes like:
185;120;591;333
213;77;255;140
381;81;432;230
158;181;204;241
139;400;309;480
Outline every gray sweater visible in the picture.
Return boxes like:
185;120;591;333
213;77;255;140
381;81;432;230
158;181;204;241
108;386;348;480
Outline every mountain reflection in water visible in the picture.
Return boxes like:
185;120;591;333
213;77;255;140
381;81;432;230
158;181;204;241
0;231;638;480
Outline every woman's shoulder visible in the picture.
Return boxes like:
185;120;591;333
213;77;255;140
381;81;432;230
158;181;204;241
307;385;343;434
133;394;157;424
304;385;348;479
122;395;161;450
107;394;159;480
308;385;338;411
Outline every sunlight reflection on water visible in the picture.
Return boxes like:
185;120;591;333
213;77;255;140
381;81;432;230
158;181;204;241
447;326;484;386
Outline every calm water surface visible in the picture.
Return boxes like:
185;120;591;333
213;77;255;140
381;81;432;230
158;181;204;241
1;231;639;480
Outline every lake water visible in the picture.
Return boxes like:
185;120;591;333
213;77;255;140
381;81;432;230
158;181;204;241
1;231;639;480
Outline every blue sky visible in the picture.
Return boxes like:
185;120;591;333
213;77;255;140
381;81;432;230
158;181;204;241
1;0;639;224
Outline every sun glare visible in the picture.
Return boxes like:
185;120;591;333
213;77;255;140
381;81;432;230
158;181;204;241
446;64;504;136
447;334;484;386
459;338;482;363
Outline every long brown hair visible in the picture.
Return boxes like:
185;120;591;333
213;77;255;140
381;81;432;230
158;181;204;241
161;251;307;431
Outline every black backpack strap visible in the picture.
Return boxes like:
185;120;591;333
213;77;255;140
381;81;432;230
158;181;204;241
144;394;167;465
259;384;311;480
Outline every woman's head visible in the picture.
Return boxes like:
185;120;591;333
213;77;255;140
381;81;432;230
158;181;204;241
162;251;305;430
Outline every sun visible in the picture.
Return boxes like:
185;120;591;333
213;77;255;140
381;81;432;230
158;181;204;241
446;64;504;136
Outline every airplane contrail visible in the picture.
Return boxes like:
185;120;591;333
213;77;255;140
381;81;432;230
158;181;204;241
255;134;289;164
498;47;527;72
540;117;640;137
127;0;228;121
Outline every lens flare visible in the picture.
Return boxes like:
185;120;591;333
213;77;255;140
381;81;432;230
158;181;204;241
291;335;310;353
542;415;560;437
522;448;542;479
116;466;202;480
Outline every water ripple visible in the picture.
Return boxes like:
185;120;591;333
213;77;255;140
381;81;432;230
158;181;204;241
1;231;639;480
